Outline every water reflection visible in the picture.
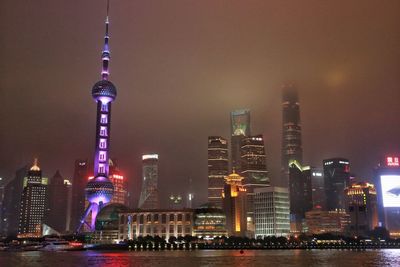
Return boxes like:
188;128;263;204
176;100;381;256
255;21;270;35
0;249;399;267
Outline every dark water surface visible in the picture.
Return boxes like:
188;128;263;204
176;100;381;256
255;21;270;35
0;249;399;267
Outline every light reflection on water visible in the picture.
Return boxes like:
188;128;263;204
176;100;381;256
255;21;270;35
0;249;399;267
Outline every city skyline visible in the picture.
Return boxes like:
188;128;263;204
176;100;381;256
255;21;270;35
1;0;400;207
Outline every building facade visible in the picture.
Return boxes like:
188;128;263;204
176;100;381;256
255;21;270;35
305;208;350;235
1;166;27;236
323;158;351;211
310;167;325;209
254;187;290;238
374;156;400;238
109;159;128;205
281;84;303;184
288;160;313;233
192;203;227;238
70;159;89;231
345;182;378;236
231;109;251;173
47;170;69;233
207;136;229;208
119;209;194;241
138;154;160;209
18;160;48;238
222;172;247;237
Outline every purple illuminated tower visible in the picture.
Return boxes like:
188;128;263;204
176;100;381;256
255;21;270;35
77;0;116;232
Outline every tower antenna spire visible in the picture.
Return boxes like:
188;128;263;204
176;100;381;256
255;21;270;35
101;0;111;80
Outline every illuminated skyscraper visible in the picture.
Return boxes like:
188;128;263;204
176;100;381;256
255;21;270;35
231;109;251;173
345;182;378;236
222;171;247;237
18;159;48;238
323;158;350;211
109;159;128;205
138;154;160;209
208;136;229;207
70;159;89;231
281;84;302;183
47;170;69;233
77;1;117;232
240;134;269;235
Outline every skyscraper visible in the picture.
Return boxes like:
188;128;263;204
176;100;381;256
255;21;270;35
222;171;247;237
240;135;269;185
345;182;378;236
47;170;69;233
310;167;325;209
288;160;313;233
231;109;251;173
281;84;303;183
18;159;48;238
138;154;160;209
323;158;351;211
70;159;89;231
109;159;128;205
77;1;117;232
240;134;269;235
1;166;28;236
207;136;229;207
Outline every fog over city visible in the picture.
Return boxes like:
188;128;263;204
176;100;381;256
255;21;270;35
1;0;400;206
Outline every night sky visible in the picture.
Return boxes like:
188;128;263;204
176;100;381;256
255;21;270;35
1;1;400;207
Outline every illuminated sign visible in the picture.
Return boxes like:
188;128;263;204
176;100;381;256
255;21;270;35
380;175;400;208
386;157;400;167
142;154;159;160
312;172;323;177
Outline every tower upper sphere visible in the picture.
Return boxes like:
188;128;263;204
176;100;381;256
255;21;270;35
92;80;117;102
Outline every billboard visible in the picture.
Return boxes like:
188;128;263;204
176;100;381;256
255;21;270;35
381;175;400;208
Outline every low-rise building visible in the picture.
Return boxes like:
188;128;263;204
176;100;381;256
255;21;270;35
305;208;350;235
118;209;194;241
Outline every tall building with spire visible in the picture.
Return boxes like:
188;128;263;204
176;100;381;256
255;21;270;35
231;109;251;173
138;154;160;209
47;170;69;233
281;84;303;184
77;0;117;232
208;136;229;208
18;159;48;238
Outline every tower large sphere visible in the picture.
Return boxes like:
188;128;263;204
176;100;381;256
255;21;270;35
85;176;114;205
92;80;117;101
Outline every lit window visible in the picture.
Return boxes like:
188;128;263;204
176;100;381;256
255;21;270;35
100;126;107;136
101;104;108;112
98;164;105;174
100;114;108;124
99;139;107;149
99;151;107;162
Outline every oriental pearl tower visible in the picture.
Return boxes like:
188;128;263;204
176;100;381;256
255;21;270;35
77;0;117;232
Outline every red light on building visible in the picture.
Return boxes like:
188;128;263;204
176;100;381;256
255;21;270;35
112;174;124;180
386;156;400;167
88;176;94;180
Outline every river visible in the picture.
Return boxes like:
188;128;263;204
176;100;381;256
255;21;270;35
1;249;399;266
